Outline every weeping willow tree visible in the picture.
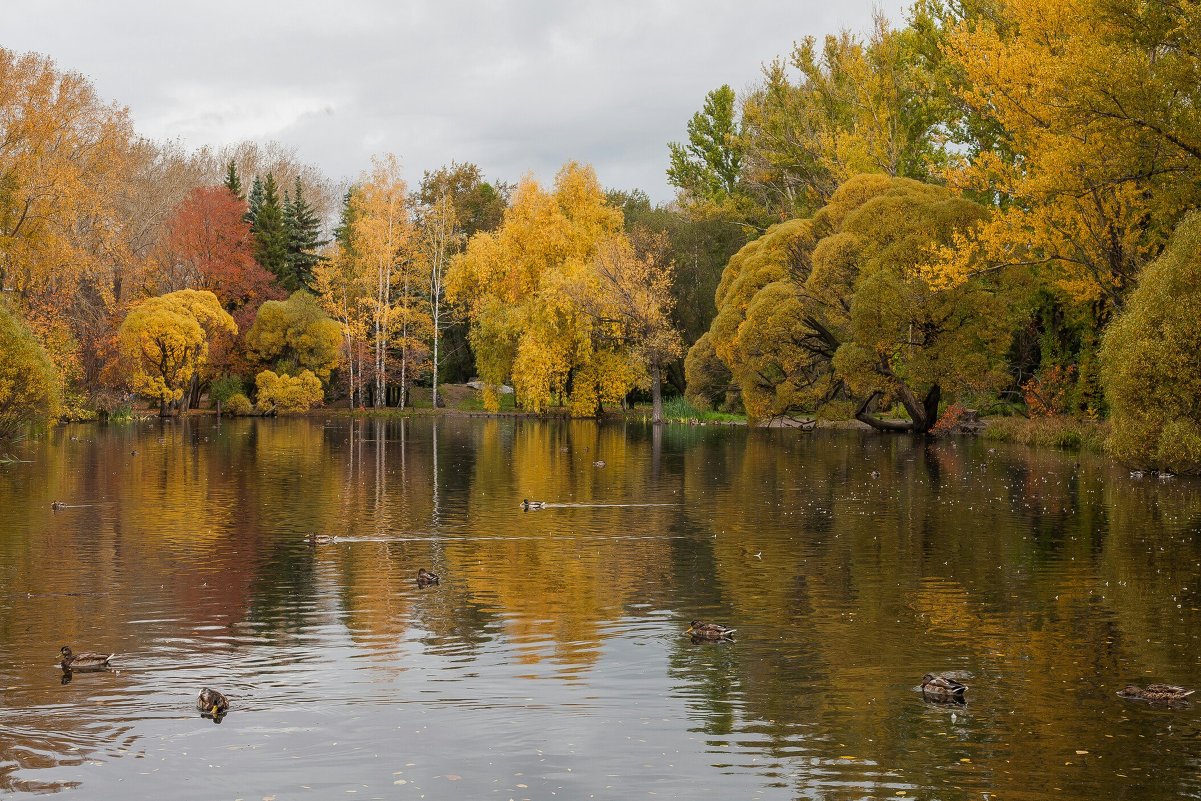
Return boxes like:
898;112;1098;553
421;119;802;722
1101;212;1201;473
687;174;1015;430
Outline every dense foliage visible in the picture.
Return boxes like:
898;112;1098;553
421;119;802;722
1101;213;1201;473
7;0;1201;438
0;301;61;439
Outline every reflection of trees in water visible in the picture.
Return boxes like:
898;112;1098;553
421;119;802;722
5;422;1201;798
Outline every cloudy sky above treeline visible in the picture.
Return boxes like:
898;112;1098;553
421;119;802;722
8;1;907;201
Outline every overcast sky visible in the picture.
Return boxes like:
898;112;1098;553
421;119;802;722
7;1;907;202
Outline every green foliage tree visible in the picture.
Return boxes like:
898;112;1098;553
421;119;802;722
245;175;263;225
244;290;342;382
251;173;290;287
223;160;243;200
284;176;328;291
1101;212;1201;473
0;301;62;439
667;85;743;204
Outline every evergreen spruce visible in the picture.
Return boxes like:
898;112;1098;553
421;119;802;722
284;177;328;291
223;160;244;200
246;175;264;226
251;173;290;287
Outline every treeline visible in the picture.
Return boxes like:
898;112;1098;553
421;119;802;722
4;0;1201;472
669;0;1201;471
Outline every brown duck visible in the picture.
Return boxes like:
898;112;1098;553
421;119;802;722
921;673;967;701
198;688;229;717
417;568;440;587
59;646;114;671
686;620;736;640
1117;684;1195;702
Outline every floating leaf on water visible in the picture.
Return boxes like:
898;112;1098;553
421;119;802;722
1075;750;1089;755
446;774;462;781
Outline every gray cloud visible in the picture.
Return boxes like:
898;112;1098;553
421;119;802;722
7;0;907;201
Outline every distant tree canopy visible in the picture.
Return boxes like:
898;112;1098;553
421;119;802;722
1101;212;1201;474
688;174;1013;430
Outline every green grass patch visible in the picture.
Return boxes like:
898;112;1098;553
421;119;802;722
657;396;746;424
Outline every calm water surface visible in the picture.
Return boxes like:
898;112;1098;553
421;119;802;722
3;417;1201;800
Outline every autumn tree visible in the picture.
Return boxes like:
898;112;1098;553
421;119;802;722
0;300;61;440
245;290;342;382
1101;212;1201;474
155;185;282;328
576;230;683;422
116;289;236;416
739;12;953;220
931;0;1201;410
416;163;510;384
448;162;666;416
691;174;1012;430
414;189;462;408
255;369;324;414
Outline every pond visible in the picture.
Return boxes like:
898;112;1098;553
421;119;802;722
2;416;1201;800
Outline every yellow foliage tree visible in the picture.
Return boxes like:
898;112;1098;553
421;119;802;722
0;300;62;439
245;290;342;381
254;369;323;414
116;289;236;416
447;163;649;414
932;0;1201;318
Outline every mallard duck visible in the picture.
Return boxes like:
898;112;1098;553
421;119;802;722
870;470;880;479
921;673;967;701
1117;683;1195;702
307;533;334;546
686;620;736;640
593;460;606;468
521;499;545;511
59;646;113;671
198;688;229;717
416;568;440;587
51;501;66;511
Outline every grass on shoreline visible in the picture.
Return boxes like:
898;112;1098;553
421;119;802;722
982;415;1108;451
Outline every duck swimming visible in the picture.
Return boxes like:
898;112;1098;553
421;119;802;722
416;568;440;587
686;620;736;640
921;673;967;701
307;533;334;546
51;501;65;511
59;646;114;671
1117;684;1195;702
198;688;229;717
521;499;545;511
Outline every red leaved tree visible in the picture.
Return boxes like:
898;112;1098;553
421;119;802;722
158;186;284;330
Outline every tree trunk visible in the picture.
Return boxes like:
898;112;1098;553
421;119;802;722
854;384;942;433
650;356;664;424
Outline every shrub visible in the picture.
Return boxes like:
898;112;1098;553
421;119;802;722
255;369;323;414
225;393;253;416
209;375;245;409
